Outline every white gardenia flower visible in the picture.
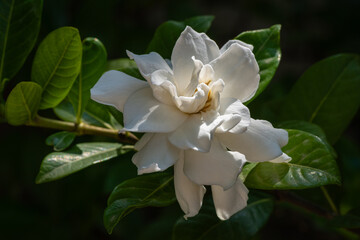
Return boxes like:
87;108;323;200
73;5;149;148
91;26;290;220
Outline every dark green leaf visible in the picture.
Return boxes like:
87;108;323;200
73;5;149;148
278;120;336;157
236;24;281;102
5;81;42;125
0;0;43;82
31;27;82;109
106;58;144;80
68;37;107;122
45;131;76;151
281;54;360;144
331;209;360;229
244;129;341;189
36;142;132;183
146;15;214;59
104;170;176;234
172;192;274;240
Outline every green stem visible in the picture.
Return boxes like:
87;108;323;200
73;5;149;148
27;115;138;145
320;186;339;214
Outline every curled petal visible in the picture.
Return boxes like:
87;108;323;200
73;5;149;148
270;153;292;163
90;70;147;112
174;151;206;219
220;39;254;53
218;119;289;162
211;43;259;102
150;69;177;105
183;137;246;189
217;98;251;134
132;133;180;174
172;26;220;93
127;50;172;81
212;180;249;220
123;87;188;132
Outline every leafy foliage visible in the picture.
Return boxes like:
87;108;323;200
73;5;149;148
104;170;176;234
45;131;76;151
31;27;82;109
5;81;42;125
36;142;132;183
172;192;274;240
281;54;360;144
244;129;341;189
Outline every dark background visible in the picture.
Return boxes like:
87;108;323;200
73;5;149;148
1;0;359;239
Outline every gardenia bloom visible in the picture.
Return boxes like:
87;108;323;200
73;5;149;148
91;26;290;220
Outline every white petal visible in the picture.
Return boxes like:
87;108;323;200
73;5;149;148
211;43;259;102
270;153;292;163
220;39;254;53
134;132;154;151
169;111;229;152
150;69;177;105
127;50;172;81
217;98;251;134
174;151;206;219
212;180;249;220
123;87;188;132
218;119;289;162
132;133;180;174
183;137;246;189
90;70;148;112
171;26;220;93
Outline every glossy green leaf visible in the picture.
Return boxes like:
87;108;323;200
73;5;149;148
0;0;43;82
104;170;176;234
172;192;274;240
45;131;76;151
106;58;143;80
146;15;214;59
31;27;82;109
244;129;341;189
68;37;107;122
5;81;42;125
281;54;360;144
36;142;131;184
278;120;336;157
236;24;281;101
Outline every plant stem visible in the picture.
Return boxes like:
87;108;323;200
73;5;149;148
320;186;339;214
27;115;138;145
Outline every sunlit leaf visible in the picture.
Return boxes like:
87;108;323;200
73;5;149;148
104;170;176;234
31;27;82;109
244;129;341;189
5;81;42;125
36;142;132;183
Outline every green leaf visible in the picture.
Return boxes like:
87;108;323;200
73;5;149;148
172;192;274;240
146;15;214;59
36;142;132;184
0;0;43;82
106;58;143;80
331;209;360;229
278;120;337;157
68;37;107;122
104;170;176;234
236;24;281;102
281;54;360;144
45;131;76;151
244;129;341;189
5;81;42;125
31;27;82;109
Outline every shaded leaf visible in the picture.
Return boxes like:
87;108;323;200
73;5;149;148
5;81;42;125
0;0;43;82
106;58;143;80
281;54;360;144
244;129;341;189
45;131;76;151
172;192;274;240
146;15;214;59
236;24;281;102
68;37;107;122
31;27;82;109
104;170;176;234
36;142;132;183
331;208;360;229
